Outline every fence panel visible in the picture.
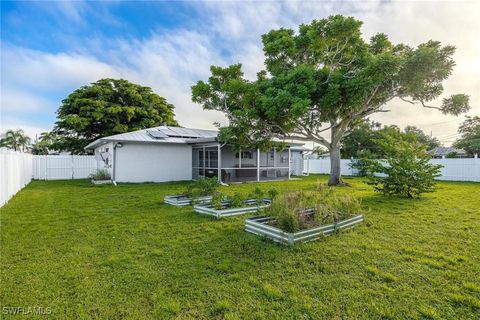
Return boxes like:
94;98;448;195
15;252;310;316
32;155;97;180
0;148;32;207
305;158;480;182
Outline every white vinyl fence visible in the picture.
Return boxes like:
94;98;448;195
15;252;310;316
0;148;33;207
305;158;480;182
32;155;97;180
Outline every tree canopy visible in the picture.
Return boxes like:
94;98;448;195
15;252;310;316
341;120;440;158
453;116;480;156
0;129;31;152
191;15;470;185
404;126;440;150
31;132;57;155
53;78;178;154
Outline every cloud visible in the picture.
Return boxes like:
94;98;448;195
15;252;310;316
2;44;122;92
197;0;480;143
2;0;479;145
1;86;55;114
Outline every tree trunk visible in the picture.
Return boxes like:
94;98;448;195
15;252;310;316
328;144;341;186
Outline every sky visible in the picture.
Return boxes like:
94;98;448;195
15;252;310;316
1;1;479;146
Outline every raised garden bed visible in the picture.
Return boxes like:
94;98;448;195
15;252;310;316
194;199;271;218
245;212;364;245
164;195;212;207
91;179;112;185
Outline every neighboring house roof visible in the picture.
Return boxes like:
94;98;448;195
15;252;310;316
85;125;305;150
429;147;467;156
85;126;218;149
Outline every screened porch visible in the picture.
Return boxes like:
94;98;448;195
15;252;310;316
191;143;291;183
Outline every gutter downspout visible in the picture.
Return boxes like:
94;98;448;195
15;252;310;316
219;142;228;186
112;142;119;186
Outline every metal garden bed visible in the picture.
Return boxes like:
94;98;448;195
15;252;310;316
194;199;271;218
245;213;364;245
91;180;112;185
164;195;212;207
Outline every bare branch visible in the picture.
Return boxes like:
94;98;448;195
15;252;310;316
399;97;442;111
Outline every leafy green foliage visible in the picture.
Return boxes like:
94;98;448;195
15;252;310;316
31;132;57;155
192;15;469;185
0;129;31;152
52;78;178;154
404;126;441;150
210;192;224;210
264;186;361;232
230;192;244;208
341;120;383;158
349;150;377;176
1;177;479;319
250;187;265;203
364;132;442;198
267;188;279;201
453;116;480;156
342;120;440;159
185;177;219;200
88;169;111;181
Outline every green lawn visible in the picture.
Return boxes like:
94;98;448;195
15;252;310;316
1;176;479;319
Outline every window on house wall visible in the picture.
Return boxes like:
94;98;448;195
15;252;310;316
235;151;253;159
198;150;218;168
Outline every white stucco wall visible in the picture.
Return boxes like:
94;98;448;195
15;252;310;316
114;143;192;183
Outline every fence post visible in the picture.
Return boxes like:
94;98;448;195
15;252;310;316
71;155;74;180
44;155;48;180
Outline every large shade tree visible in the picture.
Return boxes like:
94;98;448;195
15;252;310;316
53;78;178;154
192;15;470;185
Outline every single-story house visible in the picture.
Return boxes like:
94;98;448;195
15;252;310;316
85;126;308;183
428;147;468;158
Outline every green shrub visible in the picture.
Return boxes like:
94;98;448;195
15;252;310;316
349;150;377;177
267;188;278;200
230;193;244;208
210;192;224;210
186;177;218;199
89;169;111;181
249;187;264;204
364;133;442;198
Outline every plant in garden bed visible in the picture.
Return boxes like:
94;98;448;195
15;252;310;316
194;188;277;218
164;177;219;206
263;186;362;233
185;177;219;202
210;188;278;210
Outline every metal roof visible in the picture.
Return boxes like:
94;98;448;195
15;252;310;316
85;125;306;150
85;126;218;149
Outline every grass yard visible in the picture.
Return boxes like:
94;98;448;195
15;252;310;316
1;175;479;319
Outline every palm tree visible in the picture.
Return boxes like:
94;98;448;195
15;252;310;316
32;131;56;155
0;129;31;151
